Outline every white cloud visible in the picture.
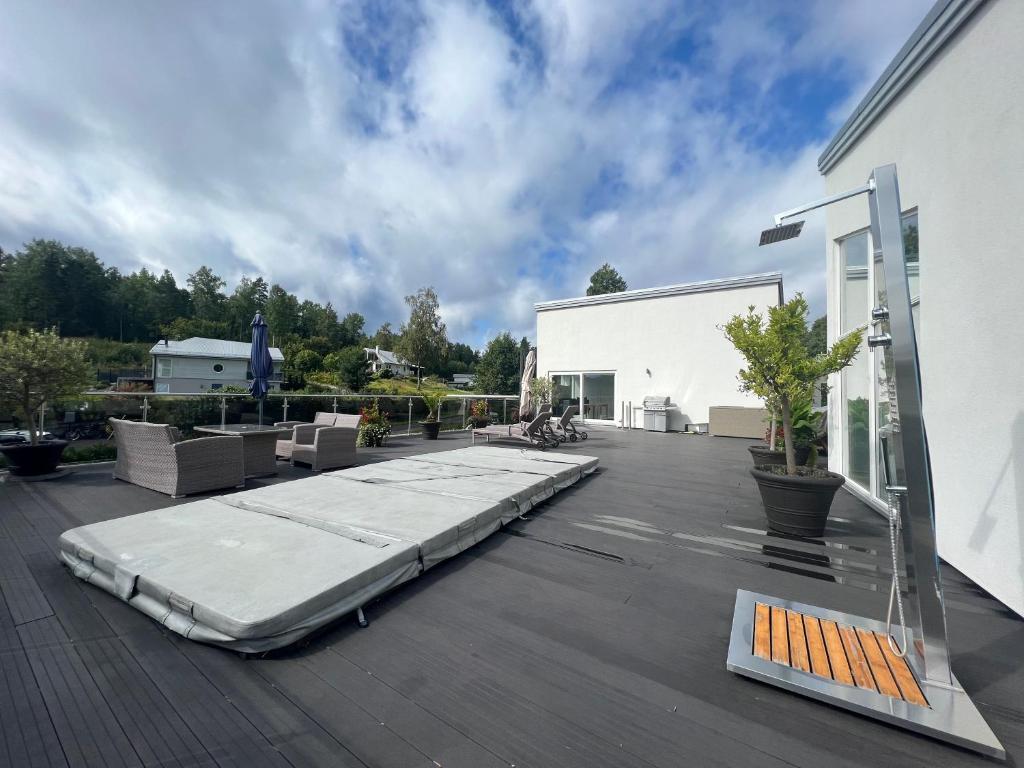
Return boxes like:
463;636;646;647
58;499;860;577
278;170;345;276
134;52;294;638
0;0;933;346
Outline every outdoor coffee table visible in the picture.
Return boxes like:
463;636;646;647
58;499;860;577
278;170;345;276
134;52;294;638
193;424;289;479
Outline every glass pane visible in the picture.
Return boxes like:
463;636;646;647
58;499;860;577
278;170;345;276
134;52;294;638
552;375;581;417
902;212;920;336
840;231;871;488
582;373;614;421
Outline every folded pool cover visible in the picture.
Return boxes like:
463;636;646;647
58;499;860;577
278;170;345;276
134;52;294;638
59;447;597;652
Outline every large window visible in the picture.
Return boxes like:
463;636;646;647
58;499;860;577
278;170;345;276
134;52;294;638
837;212;920;499
840;231;871;489
157;358;172;378
549;372;615;422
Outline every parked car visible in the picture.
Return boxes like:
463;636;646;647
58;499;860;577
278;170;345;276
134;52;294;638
0;429;56;445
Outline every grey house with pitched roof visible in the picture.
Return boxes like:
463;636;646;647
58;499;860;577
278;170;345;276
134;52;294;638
150;337;284;394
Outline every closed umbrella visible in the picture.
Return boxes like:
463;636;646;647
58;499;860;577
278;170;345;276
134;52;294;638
519;348;536;422
248;313;274;426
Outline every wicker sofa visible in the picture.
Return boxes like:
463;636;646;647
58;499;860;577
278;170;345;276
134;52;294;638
110;418;245;498
274;412;360;460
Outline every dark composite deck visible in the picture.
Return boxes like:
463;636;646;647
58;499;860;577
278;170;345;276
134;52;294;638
1;430;1020;767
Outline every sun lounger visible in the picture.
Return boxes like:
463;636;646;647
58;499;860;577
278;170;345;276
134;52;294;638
548;405;588;443
472;411;558;449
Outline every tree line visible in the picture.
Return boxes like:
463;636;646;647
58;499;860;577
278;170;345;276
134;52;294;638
0;239;530;393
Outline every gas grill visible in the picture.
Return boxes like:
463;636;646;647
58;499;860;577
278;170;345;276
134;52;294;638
642;395;670;432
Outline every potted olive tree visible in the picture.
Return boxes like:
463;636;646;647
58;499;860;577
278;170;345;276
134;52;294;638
0;328;94;476
418;391;444;440
724;296;863;536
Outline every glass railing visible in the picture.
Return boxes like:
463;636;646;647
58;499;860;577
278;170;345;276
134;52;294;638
4;392;521;440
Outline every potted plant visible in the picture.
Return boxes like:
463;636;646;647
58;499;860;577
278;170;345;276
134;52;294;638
356;401;391;447
724;295;863;537
0;328;94;476
418;391;444;440
469;399;489;428
748;392;817;468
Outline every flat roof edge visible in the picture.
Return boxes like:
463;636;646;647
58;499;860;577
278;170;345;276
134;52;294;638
817;0;986;175
534;272;783;312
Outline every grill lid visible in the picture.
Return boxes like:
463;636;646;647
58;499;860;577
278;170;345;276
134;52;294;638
643;395;670;410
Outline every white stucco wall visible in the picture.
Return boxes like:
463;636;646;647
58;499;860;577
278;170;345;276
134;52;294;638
536;278;781;431
823;0;1024;616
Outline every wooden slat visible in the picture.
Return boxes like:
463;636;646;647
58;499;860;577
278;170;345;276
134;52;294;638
802;615;832;679
872;632;928;706
820;620;853;686
753;603;771;660
786;611;810;673
838;625;877;691
856;628;901;699
770;606;789;665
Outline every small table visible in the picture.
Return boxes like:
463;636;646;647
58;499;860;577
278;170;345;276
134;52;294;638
193;424;289;479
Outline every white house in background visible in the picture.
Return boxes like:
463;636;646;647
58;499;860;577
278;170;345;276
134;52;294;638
150;337;284;394
819;0;1023;617
364;346;418;377
450;373;476;389
535;273;782;432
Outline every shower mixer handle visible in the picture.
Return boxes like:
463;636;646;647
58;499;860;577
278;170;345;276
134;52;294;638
871;306;889;320
867;333;892;348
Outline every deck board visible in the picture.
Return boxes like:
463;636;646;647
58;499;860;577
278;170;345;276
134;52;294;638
0;432;1018;768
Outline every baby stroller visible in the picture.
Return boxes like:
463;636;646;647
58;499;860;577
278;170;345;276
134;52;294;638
548;405;588;443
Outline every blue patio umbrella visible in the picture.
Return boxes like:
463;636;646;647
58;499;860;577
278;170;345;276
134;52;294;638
248;313;274;426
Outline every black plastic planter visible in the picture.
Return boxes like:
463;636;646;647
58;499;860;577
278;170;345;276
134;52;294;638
420;421;441;440
0;440;68;476
750;465;845;537
748;444;810;468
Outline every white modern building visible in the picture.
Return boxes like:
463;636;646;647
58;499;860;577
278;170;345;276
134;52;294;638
150;337;284;394
820;0;1023;616
535;273;782;432
363;346;418;377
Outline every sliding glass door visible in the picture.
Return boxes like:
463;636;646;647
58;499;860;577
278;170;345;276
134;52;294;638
548;371;616;423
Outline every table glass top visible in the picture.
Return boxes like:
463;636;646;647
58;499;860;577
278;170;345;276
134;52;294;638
194;424;287;434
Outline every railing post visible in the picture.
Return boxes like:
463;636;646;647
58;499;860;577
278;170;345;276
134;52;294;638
502;398;507;424
283;397;288;422
39;402;46;438
407;398;413;435
142;397;150;423
332;397;338;413
220;397;227;429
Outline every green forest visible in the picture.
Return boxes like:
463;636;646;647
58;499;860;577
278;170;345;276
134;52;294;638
0;239;528;393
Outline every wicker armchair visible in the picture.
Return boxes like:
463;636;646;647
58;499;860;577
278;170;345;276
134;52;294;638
109;418;245;498
290;421;359;471
275;412;360;459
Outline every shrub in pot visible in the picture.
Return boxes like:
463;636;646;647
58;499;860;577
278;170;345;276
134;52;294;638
724;295;863;537
356;400;391;447
748;394;817;468
470;399;489;428
0;328;94;476
418;391;444;440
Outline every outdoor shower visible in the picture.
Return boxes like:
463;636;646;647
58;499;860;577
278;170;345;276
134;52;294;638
727;164;1005;759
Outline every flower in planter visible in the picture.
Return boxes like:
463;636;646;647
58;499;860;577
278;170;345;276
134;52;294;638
356;401;391;447
470;399;489;425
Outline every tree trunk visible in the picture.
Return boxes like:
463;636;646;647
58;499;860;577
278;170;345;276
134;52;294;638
779;395;796;475
23;385;38;446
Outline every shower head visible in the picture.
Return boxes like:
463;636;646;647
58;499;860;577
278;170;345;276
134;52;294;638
759;220;804;246
759;180;875;247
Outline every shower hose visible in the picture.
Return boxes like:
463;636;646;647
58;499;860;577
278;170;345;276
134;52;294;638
886;491;909;658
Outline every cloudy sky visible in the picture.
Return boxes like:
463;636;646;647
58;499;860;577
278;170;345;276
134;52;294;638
0;0;932;347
